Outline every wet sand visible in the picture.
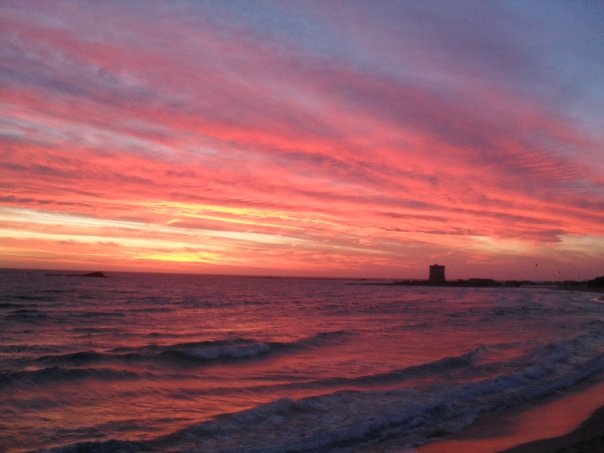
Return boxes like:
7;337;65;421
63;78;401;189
503;404;604;452
418;380;604;453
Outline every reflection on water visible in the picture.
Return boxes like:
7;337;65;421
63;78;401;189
1;270;603;452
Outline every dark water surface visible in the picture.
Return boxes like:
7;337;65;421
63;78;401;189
1;269;603;452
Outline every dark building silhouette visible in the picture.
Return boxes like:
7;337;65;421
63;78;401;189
429;264;446;284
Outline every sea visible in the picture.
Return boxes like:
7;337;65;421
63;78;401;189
1;269;603;452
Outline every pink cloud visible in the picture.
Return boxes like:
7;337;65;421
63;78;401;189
1;1;602;279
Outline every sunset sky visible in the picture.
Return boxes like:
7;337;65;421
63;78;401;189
1;1;603;279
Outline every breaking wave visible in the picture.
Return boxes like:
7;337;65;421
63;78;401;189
37;335;604;453
33;330;354;367
41;334;604;453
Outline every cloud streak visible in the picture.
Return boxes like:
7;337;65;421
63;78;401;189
1;0;603;279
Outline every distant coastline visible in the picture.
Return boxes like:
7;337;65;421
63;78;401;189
43;271;108;278
365;276;604;291
2;268;602;290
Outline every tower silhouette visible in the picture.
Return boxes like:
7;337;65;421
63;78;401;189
429;264;446;284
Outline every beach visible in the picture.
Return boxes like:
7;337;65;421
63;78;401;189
504;405;604;452
418;380;604;453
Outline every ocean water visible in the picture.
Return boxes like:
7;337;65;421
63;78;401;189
1;269;603;452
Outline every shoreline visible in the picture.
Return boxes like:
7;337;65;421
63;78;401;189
362;281;604;293
502;404;604;452
418;379;604;453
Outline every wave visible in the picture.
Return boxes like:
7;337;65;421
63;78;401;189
0;366;141;388
0;302;28;309
40;288;70;294
276;346;485;391
36;351;106;365
6;308;48;320
135;330;353;364
158;339;273;362
41;334;604;453
12;294;51;301
72;311;126;318
33;330;354;367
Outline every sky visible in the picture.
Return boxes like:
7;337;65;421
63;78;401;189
1;0;603;280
